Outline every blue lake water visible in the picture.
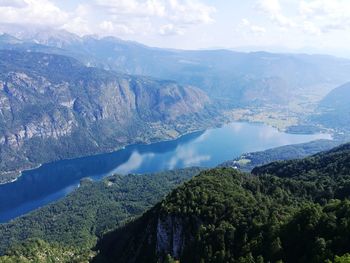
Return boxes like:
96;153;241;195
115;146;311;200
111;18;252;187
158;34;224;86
0;122;331;223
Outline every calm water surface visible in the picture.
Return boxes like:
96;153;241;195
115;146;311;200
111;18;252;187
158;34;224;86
0;122;331;222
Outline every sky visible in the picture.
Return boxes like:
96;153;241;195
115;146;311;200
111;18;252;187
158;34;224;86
1;0;350;56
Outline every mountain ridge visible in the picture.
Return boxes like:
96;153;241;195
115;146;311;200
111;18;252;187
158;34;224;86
94;142;350;263
2;29;350;108
311;82;350;132
0;50;217;182
1;142;350;262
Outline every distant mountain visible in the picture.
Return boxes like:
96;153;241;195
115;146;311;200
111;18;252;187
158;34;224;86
94;143;350;263
16;29;82;48
311;82;350;131
1;29;350;107
252;142;350;178
220;139;338;172
0;33;22;45
0;50;215;180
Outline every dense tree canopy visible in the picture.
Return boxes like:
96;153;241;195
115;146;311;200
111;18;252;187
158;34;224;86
3;144;350;262
96;143;350;263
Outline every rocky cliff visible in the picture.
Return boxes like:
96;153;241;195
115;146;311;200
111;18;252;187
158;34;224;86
0;50;213;181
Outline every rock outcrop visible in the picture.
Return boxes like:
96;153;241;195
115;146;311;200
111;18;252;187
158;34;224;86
0;50;212;179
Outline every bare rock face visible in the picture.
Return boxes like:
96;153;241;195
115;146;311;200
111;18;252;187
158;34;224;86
156;216;185;259
0;50;211;176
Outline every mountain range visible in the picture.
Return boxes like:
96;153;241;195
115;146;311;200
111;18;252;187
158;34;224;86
311;82;350;132
0;50;216;180
2;29;350;106
1;28;350;181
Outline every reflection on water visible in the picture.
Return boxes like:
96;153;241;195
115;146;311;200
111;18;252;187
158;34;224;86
111;152;155;175
0;122;331;222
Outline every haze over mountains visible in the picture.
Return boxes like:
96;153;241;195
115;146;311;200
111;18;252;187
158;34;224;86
311;82;350;131
2;28;350;106
1;24;350;263
0;49;214;179
1;27;350;182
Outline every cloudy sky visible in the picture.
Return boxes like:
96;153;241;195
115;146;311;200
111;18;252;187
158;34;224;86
1;0;350;55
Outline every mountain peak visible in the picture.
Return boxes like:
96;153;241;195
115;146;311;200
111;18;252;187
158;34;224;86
0;33;22;44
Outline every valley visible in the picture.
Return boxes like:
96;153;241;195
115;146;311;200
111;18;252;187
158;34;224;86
1;141;350;262
0;20;350;263
0;121;330;222
1;33;349;184
0;50;222;183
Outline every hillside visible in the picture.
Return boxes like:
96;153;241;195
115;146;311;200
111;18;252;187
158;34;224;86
2;30;350;107
0;50;216;181
220;139;338;172
0;168;201;255
252;142;350;180
94;143;350;263
1;144;350;262
312;82;350;131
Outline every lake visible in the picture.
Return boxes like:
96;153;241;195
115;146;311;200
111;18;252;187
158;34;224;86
0;122;331;223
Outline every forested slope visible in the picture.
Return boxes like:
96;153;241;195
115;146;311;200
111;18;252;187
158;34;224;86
95;143;350;263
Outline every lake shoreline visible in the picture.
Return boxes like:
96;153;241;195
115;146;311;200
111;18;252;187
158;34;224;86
0;117;333;186
0;121;332;223
0;120;223;186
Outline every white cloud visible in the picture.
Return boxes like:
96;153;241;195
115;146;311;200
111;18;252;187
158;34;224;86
299;0;342;18
256;0;281;14
0;0;27;8
255;0;295;28
99;20;114;33
167;0;215;25
3;0;350;52
94;0;166;17
63;17;92;36
254;0;350;38
0;0;68;26
240;18;266;35
299;0;350;34
159;23;184;35
99;20;135;35
92;0;215;35
301;21;322;35
0;0;215;38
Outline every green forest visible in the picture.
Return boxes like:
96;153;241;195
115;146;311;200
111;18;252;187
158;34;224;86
0;168;202;257
96;143;350;263
2;144;350;262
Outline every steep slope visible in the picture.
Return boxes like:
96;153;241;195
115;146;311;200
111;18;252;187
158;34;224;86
311;82;350;131
2;30;350;107
0;168;202;255
0;239;94;263
252;143;350;181
319;82;350;109
0;50;214;180
95;143;350;263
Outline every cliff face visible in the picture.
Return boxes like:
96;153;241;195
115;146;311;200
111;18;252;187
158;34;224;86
156;216;186;259
4;30;350;108
0;50;211;178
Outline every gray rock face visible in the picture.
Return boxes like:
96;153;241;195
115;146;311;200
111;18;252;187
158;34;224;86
3;29;350;107
156;216;185;259
0;50;211;178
